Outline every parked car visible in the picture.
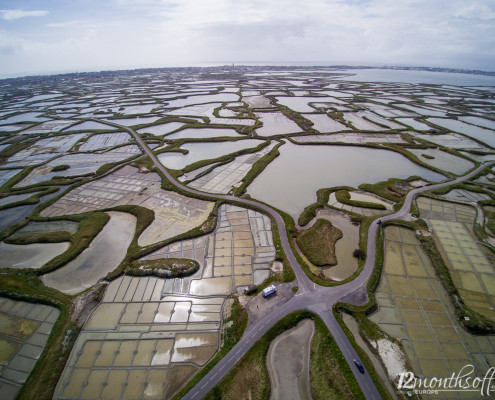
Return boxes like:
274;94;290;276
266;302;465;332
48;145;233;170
354;359;365;373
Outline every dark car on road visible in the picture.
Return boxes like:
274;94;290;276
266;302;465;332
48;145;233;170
354;359;365;373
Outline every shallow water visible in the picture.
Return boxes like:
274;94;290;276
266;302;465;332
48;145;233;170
427;118;495;148
406;148;474;175
459;116;495;131
339;69;495;86
0;190;61;232
314;210;359;281
255;112;302;136
157;139;261;170
164;93;239;109
63;121;115;131
247;142;445;216
105;117;161;126
395;118;432;131
166;127;241;140
0;242;70;269
42;212;136;294
137;122;186;136
275;96;344;113
301;113;347;133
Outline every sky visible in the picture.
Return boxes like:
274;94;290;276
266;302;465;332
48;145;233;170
0;0;494;77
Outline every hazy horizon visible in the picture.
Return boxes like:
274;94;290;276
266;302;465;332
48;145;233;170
1;0;494;78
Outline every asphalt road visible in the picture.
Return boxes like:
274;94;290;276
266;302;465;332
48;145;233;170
99;119;493;399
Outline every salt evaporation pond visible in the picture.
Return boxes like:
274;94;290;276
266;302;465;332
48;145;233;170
428;118;495;148
42;212;136;294
165;128;242;140
137;122;186;136
104;117;161;126
406;148;474;175
0;190;61;232
247;142;445;217
157;139;261;170
164;93;239;108
459;116;495;131
0;242;70;269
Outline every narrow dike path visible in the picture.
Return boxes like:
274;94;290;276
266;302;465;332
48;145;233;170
97;119;494;400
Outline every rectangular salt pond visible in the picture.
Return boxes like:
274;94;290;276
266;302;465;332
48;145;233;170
157;139;262;170
395;118;432;131
428;118;495;148
63;121;117;131
255;112;302;136
301;114;348;133
0;113;49;125
247;142;445;217
459;116;495;131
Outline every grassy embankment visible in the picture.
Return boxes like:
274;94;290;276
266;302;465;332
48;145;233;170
296;219;342;266
201;312;364;400
335;189;387;210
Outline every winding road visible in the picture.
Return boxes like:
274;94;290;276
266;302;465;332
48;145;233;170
98;119;494;400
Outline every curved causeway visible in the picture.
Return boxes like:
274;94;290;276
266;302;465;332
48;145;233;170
98;118;494;400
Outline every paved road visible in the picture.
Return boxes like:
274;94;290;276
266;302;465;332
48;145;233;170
98;119;493;399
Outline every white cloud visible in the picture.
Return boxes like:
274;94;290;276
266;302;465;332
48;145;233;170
1;0;495;75
0;9;49;21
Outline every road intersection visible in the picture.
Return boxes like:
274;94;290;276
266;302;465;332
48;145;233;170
100;119;494;400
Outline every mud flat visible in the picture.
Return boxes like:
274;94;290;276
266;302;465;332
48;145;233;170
267;319;315;400
42;212;136;294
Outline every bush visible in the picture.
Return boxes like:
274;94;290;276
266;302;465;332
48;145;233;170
353;249;366;260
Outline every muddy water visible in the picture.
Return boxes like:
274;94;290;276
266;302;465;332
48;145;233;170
247;142;445;217
307;209;359;281
406;148;474;175
42;212;136;294
428;118;495;148
0;190;60;232
267;319;314;400
166;127;241;139
157;140;261;170
0;242;70;269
